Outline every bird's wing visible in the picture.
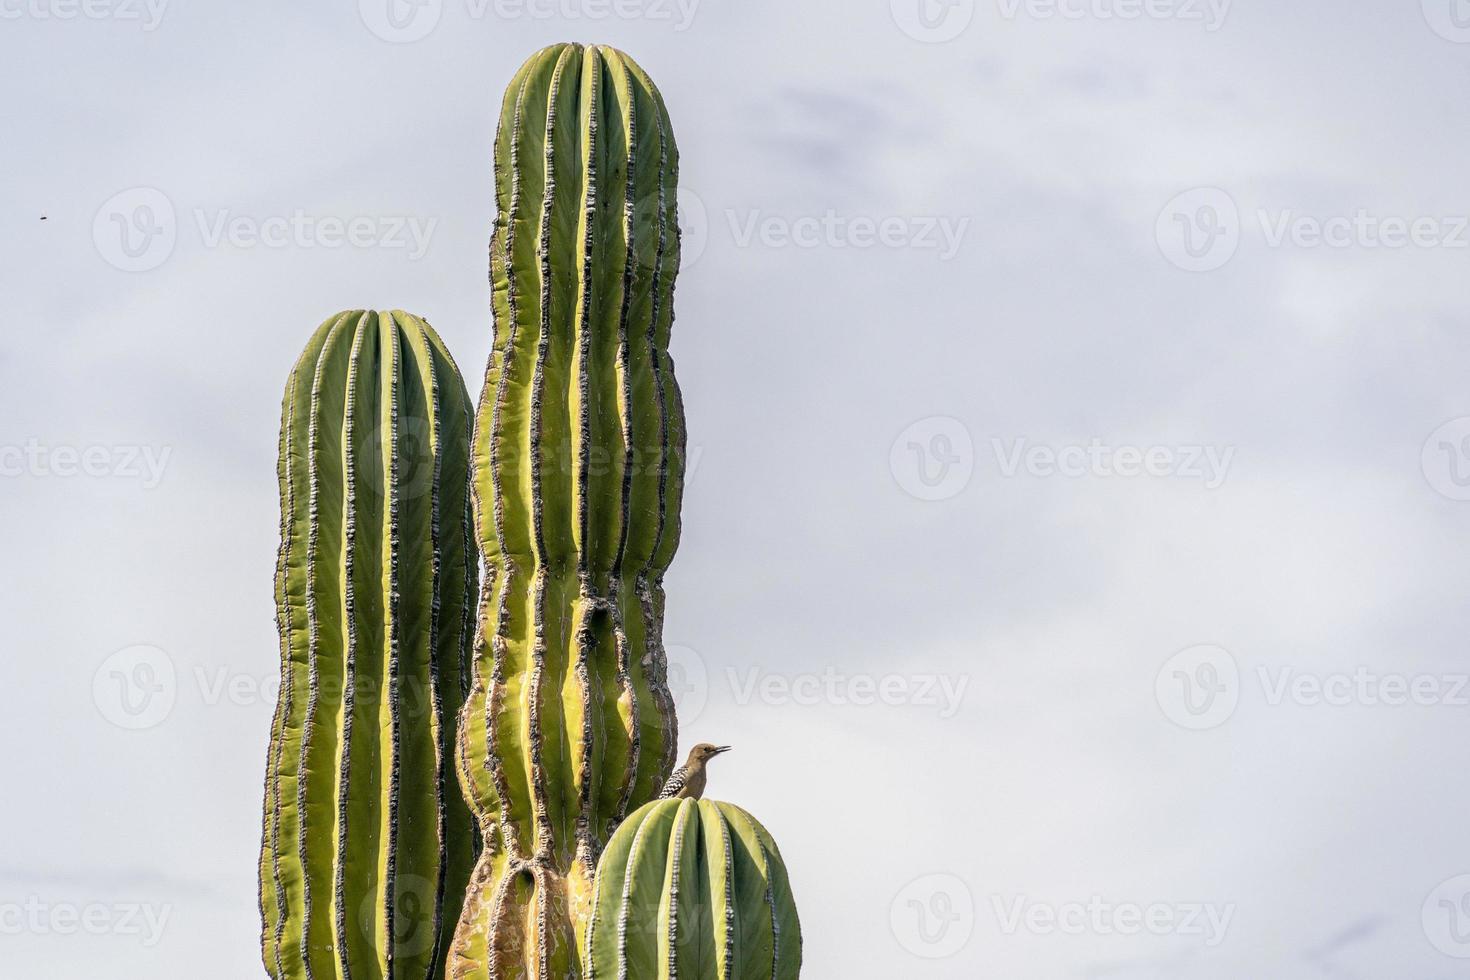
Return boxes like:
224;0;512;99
658;766;690;799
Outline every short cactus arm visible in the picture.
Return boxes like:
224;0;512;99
584;800;803;979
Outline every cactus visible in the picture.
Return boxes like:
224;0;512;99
260;309;479;980
584;799;802;979
452;42;687;979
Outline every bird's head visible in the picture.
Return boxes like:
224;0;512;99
688;743;732;764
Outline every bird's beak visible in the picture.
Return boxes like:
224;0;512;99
713;745;733;755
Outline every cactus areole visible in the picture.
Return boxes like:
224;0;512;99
585;799;803;980
450;43;689;979
260;310;478;980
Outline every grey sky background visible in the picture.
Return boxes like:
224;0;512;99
4;0;1470;976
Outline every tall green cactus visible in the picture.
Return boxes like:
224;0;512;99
452;43;687;979
585;799;802;979
260;309;478;980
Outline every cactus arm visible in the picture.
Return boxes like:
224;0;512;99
455;43;687;978
262;310;477;980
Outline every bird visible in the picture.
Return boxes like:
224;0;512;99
658;743;731;800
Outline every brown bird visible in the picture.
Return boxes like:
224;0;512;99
658;743;731;800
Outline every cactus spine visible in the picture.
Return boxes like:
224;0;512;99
260;309;478;980
585;799;802;979
452;42;687;979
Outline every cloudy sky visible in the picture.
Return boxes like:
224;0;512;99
5;0;1470;976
